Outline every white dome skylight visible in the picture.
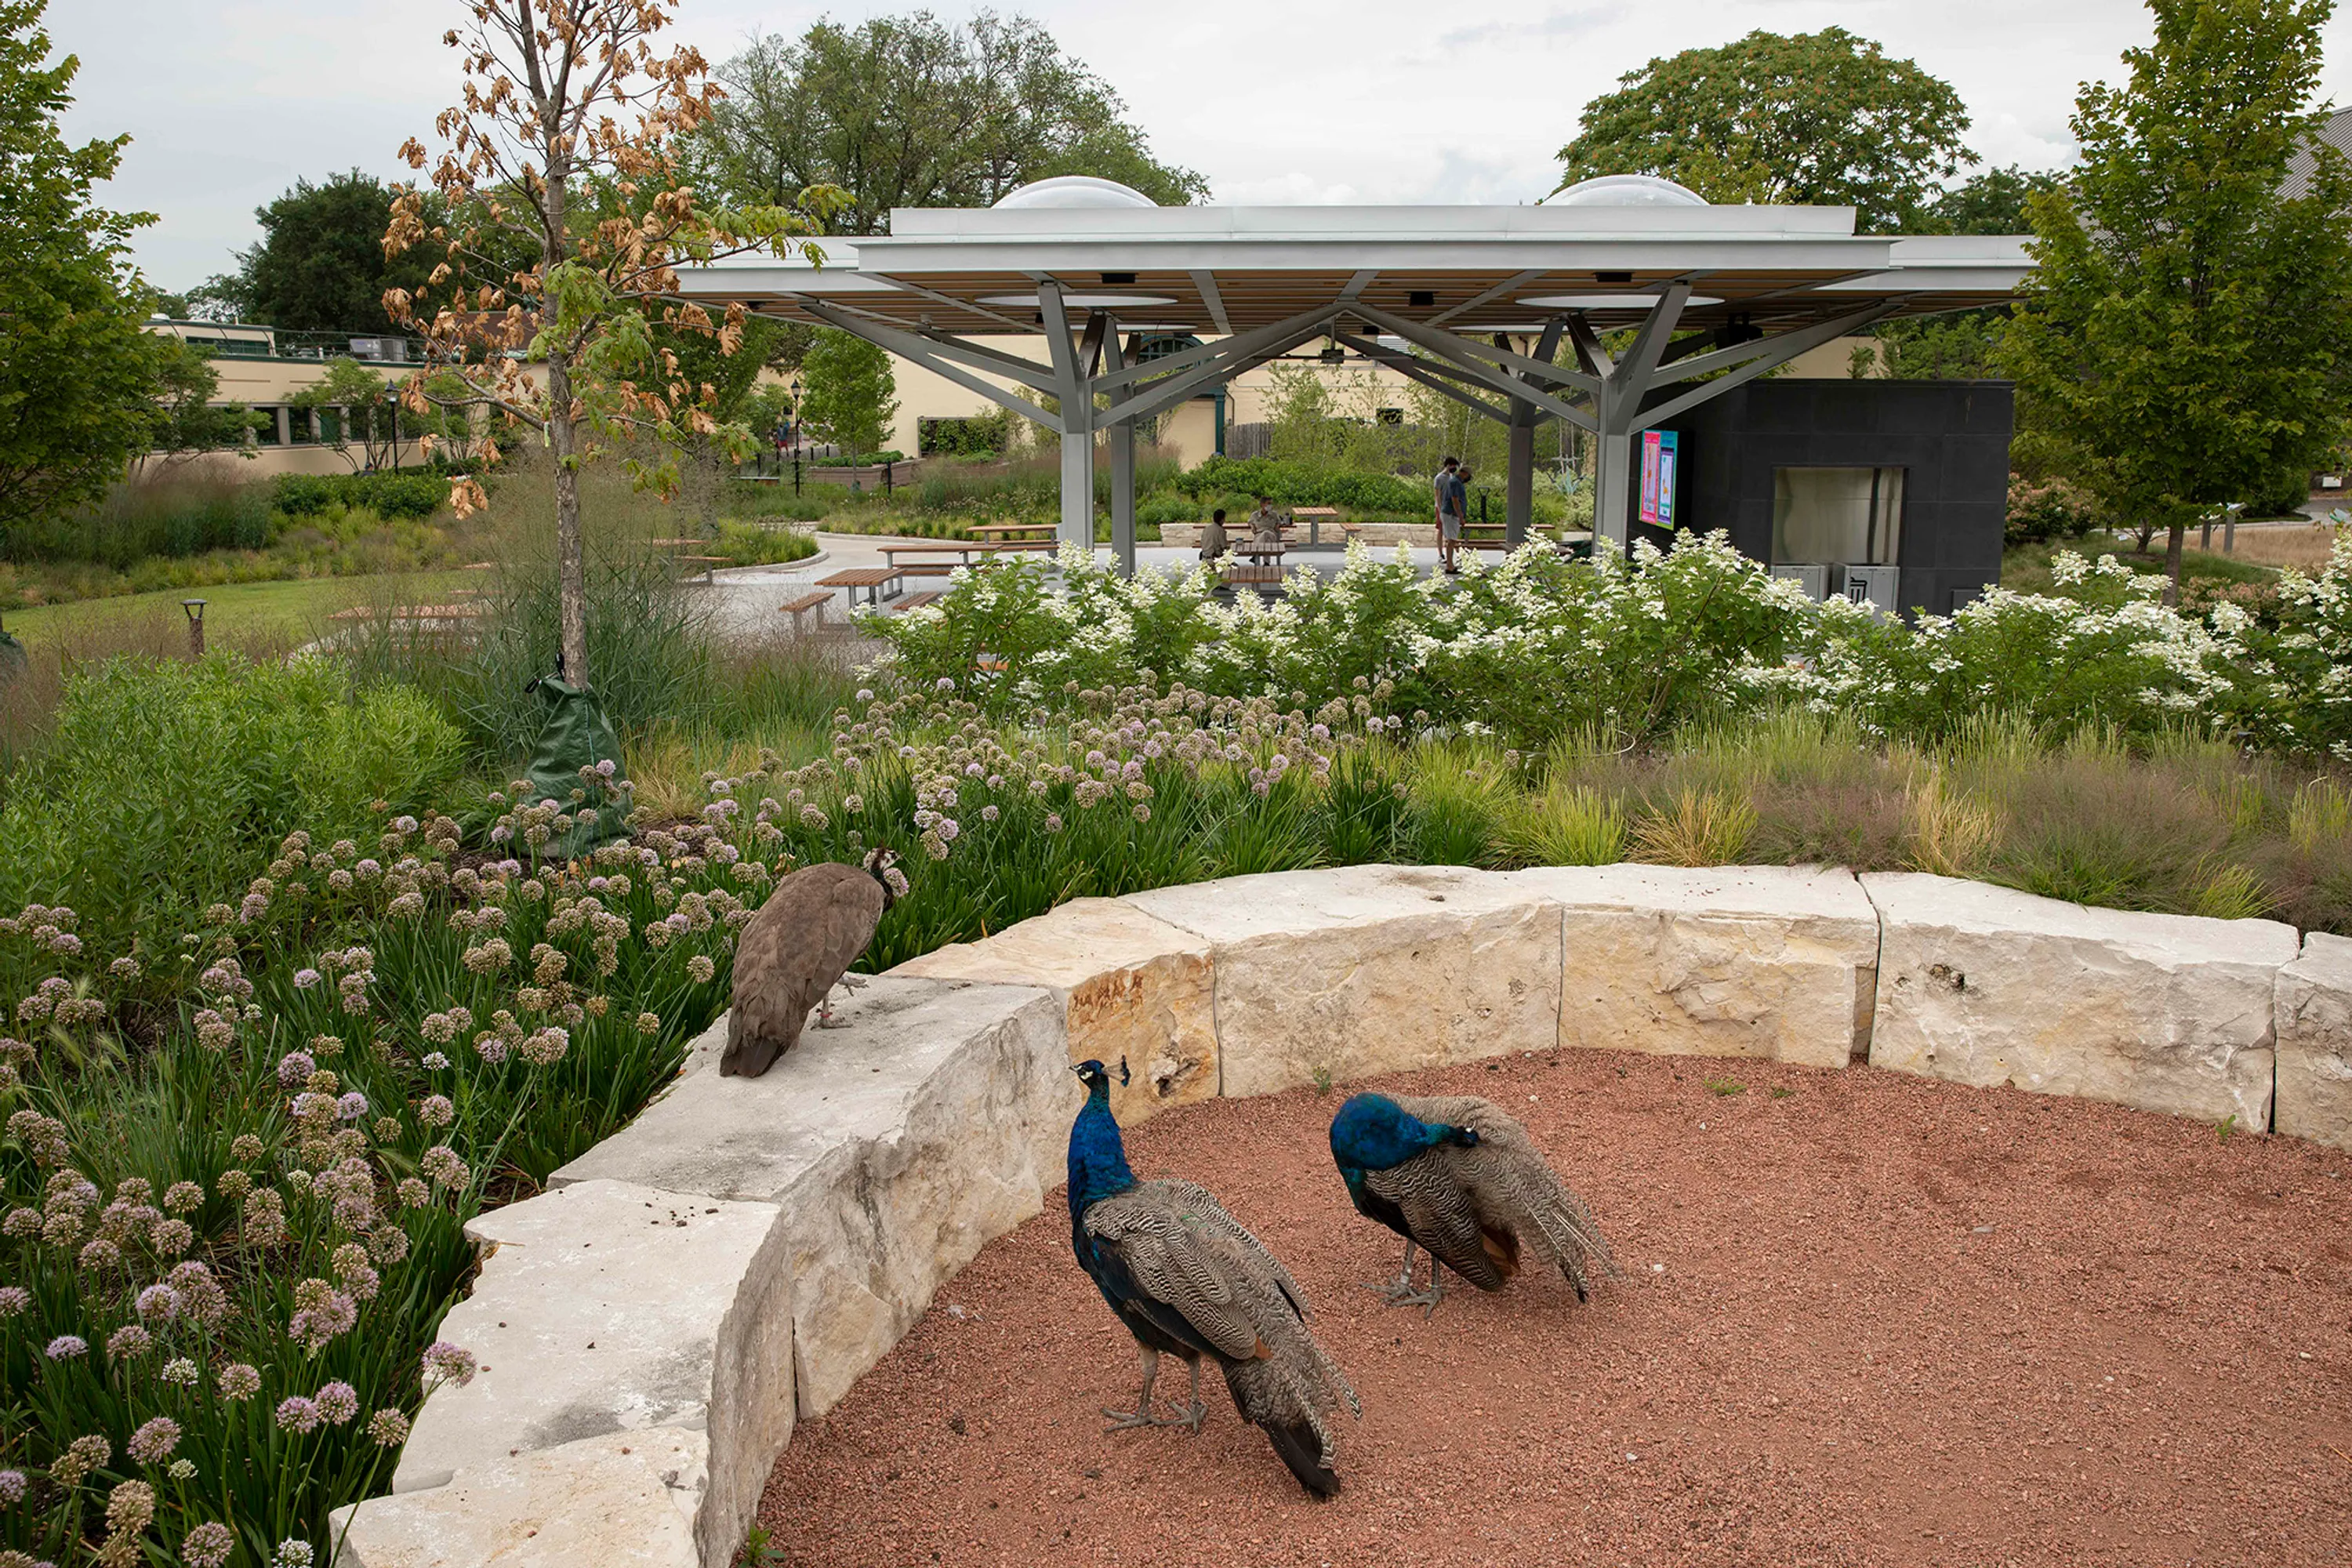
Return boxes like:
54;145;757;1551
1548;174;1710;209
993;176;1158;210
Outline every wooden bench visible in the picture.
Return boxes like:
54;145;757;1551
816;567;904;608
894;590;944;612
1238;540;1288;564
965;521;1057;542
676;554;726;583
779;590;832;635
1222;562;1284;590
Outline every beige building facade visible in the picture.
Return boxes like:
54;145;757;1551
144;319;418;479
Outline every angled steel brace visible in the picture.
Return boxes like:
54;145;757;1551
1346;305;1595;430
1331;332;1517;424
862;272;1038;335
798;299;1062;433
1428;268;1549;325
1352;302;1599;396
904;328;1062;394
1091;300;1341;394
1635;301;1897;430
1100;306;1346;426
1653;300;1894;386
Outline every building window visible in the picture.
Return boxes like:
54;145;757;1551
317;408;343;445
250;406;281;445
1375;407;1403;425
287;408;314;445
1772;466;1904;566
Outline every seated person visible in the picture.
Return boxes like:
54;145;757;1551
1199;507;1230;561
1248;495;1287;546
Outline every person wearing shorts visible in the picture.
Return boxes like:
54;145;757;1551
1433;456;1461;572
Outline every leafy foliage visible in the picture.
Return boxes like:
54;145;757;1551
697;13;1208;234
1998;0;2352;595
220;170;442;336
797;329;899;460
0;0;169;532
1555;26;1975;232
386;0;833;689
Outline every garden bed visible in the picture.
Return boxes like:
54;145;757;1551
758;1047;2352;1566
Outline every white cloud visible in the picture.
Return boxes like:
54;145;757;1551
49;0;2352;288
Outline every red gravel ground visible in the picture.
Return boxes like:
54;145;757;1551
755;1049;2352;1566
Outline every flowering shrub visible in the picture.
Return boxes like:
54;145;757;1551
864;534;2352;755
0;779;748;1563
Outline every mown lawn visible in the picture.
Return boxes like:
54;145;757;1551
1;571;478;649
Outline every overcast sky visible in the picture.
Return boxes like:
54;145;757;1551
50;0;2352;289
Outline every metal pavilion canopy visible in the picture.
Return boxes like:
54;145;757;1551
679;180;2031;568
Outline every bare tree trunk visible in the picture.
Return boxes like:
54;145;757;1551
547;352;591;689
2164;517;2187;607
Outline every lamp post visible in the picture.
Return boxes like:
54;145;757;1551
180;598;207;657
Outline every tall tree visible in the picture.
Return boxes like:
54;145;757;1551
1555;27;1974;233
237;170;441;334
797;327;898;458
1998;0;2352;599
1925;165;2062;234
387;0;829;692
699;10;1207;234
0;0;167;530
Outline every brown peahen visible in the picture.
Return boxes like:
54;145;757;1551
1328;1091;1618;1316
719;849;899;1079
1067;1059;1360;1497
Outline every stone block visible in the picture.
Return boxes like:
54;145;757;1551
336;1428;704;1568
1123;865;1563;1097
1862;873;2297;1126
893;896;1218;1121
390;1180;789;1565
551;975;1069;1417
2277;931;2352;1150
1500;864;1880;1069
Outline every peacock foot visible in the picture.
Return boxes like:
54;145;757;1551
1160;1398;1207;1434
1363;1276;1449;1316
1100;1404;1157;1433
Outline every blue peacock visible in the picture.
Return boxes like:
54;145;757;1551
1065;1058;1359;1496
1328;1091;1618;1316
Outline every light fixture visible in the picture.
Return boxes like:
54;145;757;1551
181;599;208;657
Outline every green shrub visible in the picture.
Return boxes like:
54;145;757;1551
712;521;818;567
2005;474;2102;546
4;476;274;568
273;471;448;520
0;654;463;948
1175;456;1426;514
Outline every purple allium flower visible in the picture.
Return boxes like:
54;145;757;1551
292;969;320;990
127;1415;181;1464
489;824;513;844
0;1469;22;1503
314;1381;359;1424
366;1407;411;1446
981;804;999;822
391;815;418;833
218;1362;261;1399
1044;812;1063;833
935;676;955;691
882;866;910;898
421;1051;451;1071
855;688;873;702
596;758;617;778
274;1539;315;1568
182;1522;234;1568
419;1094;454;1127
44;1334;86;1359
137;1283;180;1319
0;1286;27;1316
336;1092;368;1121
162;1357;198;1386
274;1396;321;1433
106;1324;153;1359
277;1051;315;1086
422;1340;477;1388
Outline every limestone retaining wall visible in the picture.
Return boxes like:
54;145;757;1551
336;865;2352;1566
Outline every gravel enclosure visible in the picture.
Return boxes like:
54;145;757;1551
757;1049;2352;1566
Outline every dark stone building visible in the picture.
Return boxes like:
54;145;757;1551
1628;379;2013;616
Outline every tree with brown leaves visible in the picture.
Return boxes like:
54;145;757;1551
385;0;841;689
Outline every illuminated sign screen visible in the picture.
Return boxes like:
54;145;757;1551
1639;429;1679;526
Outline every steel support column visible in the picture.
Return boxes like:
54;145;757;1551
1503;321;1563;547
1105;327;1137;575
1040;283;1095;553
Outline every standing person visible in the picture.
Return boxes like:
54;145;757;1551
1439;460;1470;574
1432;456;1458;572
1200;506;1230;562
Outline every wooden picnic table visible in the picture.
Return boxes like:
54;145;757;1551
816;566;904;608
880;541;998;572
965;521;1056;540
1237;539;1288;564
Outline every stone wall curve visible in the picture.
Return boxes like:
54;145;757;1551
336;865;2349;1566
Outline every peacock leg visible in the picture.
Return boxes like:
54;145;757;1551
1388;1249;1451;1317
813;982;850;1029
1157;1356;1207;1433
1102;1344;1161;1432
1363;1238;1421;1304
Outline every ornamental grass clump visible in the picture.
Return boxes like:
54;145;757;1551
0;774;754;1562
